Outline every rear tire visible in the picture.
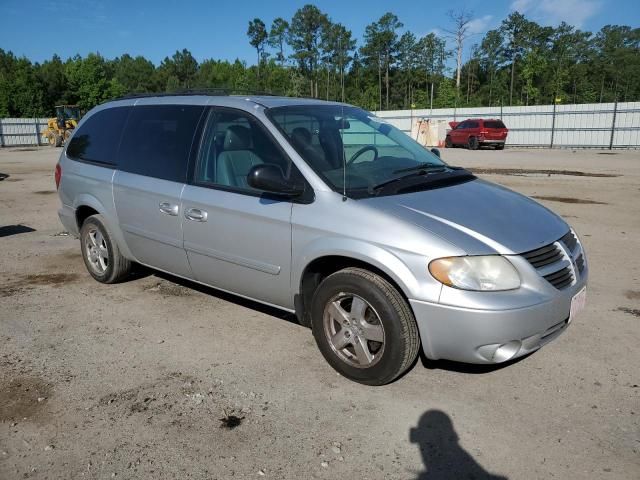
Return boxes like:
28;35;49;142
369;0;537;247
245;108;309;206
468;136;479;150
80;214;131;283
445;136;452;148
310;267;420;386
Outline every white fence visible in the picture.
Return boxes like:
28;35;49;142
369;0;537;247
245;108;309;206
0;118;49;147
2;102;640;148
375;102;640;149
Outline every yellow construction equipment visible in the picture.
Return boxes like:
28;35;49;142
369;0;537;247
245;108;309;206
44;105;81;147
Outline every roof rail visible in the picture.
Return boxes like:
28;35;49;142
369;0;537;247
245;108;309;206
115;88;281;101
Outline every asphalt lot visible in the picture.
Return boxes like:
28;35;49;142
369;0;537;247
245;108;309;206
1;145;639;479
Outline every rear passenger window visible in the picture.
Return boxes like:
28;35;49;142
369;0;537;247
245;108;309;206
66;107;130;165
119;105;205;182
484;121;506;129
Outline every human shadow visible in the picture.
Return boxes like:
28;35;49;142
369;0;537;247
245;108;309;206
410;410;508;479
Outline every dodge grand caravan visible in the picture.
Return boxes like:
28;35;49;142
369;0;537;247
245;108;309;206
56;94;587;385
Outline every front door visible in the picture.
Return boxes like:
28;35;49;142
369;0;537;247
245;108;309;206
181;107;297;309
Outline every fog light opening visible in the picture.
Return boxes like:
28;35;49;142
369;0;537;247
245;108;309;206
492;340;522;363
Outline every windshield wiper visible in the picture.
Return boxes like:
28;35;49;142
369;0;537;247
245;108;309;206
369;165;473;195
369;164;447;193
392;162;446;174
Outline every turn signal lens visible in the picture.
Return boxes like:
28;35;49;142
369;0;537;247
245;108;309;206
429;256;521;291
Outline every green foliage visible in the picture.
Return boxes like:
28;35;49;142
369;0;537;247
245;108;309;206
0;7;639;118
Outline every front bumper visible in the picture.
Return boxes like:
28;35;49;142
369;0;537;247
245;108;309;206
410;276;587;364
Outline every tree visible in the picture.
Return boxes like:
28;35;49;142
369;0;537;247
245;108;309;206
65;53;125;110
361;13;403;110
377;13;403;109
113;54;156;93
247;18;268;82
478;29;503;106
268;18;289;66
416;33;448;109
157;49;198;91
396;32;417;108
499;12;536;105
444;8;474;92
320;22;355;101
288;4;329;97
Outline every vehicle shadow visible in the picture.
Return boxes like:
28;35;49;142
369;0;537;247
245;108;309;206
410;410;508;479
0;224;36;238
148;269;301;327
419;350;534;374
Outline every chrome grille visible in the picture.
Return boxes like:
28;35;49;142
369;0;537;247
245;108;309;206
560;231;578;253
521;230;584;290
543;266;574;290
521;243;564;268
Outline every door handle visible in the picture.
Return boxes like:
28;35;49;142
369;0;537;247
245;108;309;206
159;201;179;216
185;207;208;222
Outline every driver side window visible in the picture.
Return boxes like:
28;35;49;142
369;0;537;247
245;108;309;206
195;108;297;192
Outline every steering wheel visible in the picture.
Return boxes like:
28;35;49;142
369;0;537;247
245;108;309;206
347;145;379;165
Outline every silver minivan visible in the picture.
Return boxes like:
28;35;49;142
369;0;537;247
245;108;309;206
56;94;588;385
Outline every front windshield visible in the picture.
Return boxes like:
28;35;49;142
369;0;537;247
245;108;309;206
268;105;448;197
62;107;79;120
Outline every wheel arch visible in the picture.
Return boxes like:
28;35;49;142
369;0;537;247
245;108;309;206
72;193;136;261
293;242;420;327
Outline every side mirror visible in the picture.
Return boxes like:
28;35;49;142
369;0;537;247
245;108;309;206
430;148;441;158
247;164;304;197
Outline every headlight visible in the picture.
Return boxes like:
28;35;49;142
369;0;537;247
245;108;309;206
429;256;520;291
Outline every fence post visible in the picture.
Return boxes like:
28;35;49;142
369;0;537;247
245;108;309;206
609;100;618;150
500;100;503;120
0;119;4;147
550;101;557;149
34;118;41;146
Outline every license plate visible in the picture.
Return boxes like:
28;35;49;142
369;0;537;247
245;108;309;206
570;287;587;322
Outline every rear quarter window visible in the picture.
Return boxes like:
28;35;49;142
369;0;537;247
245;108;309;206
66;107;131;165
118;105;205;182
484;120;506;129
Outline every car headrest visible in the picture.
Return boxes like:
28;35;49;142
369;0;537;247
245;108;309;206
224;125;252;151
291;127;312;145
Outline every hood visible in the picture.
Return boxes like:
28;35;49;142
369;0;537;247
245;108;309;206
364;178;569;255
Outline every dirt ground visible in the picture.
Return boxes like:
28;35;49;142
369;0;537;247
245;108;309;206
0;146;638;480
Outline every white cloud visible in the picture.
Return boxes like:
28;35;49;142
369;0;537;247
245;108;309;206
467;15;494;35
510;0;602;27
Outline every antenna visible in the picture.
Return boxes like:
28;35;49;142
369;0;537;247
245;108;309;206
341;103;347;202
339;36;347;202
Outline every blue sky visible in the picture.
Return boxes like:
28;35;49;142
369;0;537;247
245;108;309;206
1;0;638;66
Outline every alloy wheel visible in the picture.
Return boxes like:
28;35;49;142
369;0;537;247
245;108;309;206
323;293;385;368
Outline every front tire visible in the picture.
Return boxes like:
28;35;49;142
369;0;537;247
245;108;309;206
468;136;479;150
80;214;131;283
445;136;452;148
310;268;420;385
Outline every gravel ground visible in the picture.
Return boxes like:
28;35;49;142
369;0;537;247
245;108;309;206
0;146;638;480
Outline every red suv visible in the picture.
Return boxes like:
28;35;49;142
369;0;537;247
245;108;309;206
445;119;508;150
